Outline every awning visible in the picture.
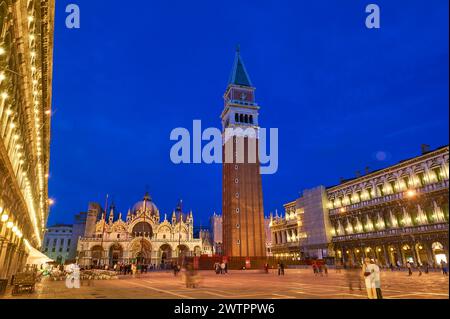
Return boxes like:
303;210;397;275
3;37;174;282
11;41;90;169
25;242;54;265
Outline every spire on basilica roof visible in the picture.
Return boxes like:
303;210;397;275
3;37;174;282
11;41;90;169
143;192;152;202
228;45;253;87
108;202;115;223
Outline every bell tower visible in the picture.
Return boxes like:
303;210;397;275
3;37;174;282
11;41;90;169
221;48;266;258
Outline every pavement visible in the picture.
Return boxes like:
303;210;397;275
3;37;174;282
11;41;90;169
1;269;448;299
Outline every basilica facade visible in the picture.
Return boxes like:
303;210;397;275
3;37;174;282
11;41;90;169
76;193;212;267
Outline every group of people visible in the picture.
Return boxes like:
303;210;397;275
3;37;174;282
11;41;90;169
213;261;228;274
311;262;328;276
389;259;449;276
277;262;286;275
342;258;382;299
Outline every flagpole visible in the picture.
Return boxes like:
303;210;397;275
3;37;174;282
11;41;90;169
100;194;109;266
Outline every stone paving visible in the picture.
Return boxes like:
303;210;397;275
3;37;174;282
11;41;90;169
1;269;448;299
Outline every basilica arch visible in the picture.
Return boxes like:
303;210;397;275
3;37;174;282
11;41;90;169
176;244;190;258
131;222;153;238
129;238;152;264
91;245;104;266
109;243;124;266
159;244;173;265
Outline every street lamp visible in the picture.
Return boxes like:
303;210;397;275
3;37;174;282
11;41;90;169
406;189;417;199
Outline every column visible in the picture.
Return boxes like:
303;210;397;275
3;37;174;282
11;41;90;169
411;242;419;265
0;241;9;278
396;243;403;266
424;242;435;266
382;245;389;267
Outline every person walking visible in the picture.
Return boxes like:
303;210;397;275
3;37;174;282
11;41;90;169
346;261;362;291
323;263;328;276
441;260;448;276
335;261;342;274
264;263;269;274
372;260;382;299
406;262;412;276
362;258;377;299
214;262;220;274
220;262;226;275
312;262;318;276
277;262;282;276
280;262;285;276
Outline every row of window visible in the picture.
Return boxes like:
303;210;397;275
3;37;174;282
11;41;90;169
234;113;254;124
328;167;447;209
44;247;70;253
45;238;71;248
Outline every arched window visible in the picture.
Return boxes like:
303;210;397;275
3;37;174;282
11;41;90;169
249;115;253;124
244;115;249;123
235;113;239;122
132;222;153;238
240;114;244;123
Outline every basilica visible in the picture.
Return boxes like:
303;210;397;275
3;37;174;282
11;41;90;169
76;193;212;267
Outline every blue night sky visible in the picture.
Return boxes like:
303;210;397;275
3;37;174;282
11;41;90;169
48;0;449;227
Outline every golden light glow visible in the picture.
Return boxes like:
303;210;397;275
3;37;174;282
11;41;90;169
406;189;417;198
6;221;13;229
1;214;8;223
0;47;5;55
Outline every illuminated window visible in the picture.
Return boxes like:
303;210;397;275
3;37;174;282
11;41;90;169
433;167;442;182
377;184;383;196
389;181;396;193
417;172;425;186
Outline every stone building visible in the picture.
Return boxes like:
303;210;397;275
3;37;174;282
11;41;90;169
42;224;73;264
272;146;449;266
329;146;449;266
271;186;331;261
0;0;54;279
76;193;212;267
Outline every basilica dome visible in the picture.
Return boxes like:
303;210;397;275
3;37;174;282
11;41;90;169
132;193;158;215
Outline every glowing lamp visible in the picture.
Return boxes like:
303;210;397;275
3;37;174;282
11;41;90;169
406;189;417;198
6;221;13;229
